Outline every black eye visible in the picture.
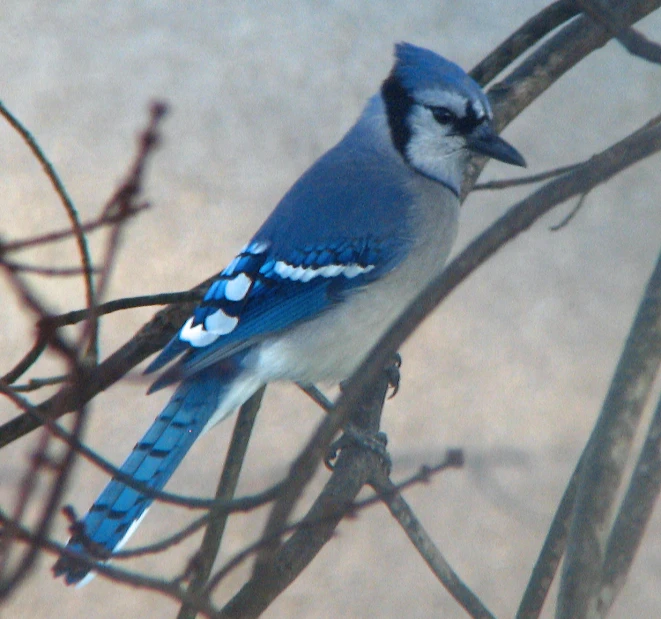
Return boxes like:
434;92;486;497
430;106;455;124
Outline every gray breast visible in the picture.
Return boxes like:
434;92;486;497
253;176;459;384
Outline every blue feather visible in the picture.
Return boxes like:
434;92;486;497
146;235;402;391
53;42;522;588
52;364;232;584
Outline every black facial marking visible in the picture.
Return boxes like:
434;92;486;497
454;100;484;134
430;106;455;125
381;72;414;159
427;100;485;136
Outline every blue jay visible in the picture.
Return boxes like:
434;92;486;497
54;42;525;585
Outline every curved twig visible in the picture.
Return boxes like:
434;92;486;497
0;100;97;358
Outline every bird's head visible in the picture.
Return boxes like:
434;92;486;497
381;42;525;193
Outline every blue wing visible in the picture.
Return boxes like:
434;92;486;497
146;236;403;390
147;102;416;389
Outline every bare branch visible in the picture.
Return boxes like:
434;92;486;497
0;203;150;254
46;291;200;329
371;468;496;619
176;388;264;619
10;375;68;393
557;247;661;618
480;0;661;132
577;0;661;64
516;454;583;619
0;100;96;351
93;102;167;304
0;509;219;617
470;0;580;85
596;392;661;615
1;261;101;277
0;336;48;386
474;163;580;190
549;191;590;231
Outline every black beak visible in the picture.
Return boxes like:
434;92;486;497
466;122;526;167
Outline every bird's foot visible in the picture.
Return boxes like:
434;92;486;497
325;424;391;474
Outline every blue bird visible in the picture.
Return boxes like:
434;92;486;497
53;42;525;585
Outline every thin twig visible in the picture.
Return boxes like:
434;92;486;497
0;203;150;254
371;468;496;619
474;163;580;190
1;335;48;385
298;383;335;412
0;99;96;354
46;291;200;328
549;191;589;231
577;0;661;64
11;375;68;392
93;102;167;304
470;0;580;85
2;261;101;277
113;514;210;559
177;388;264;619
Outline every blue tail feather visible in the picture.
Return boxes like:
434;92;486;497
53;365;230;585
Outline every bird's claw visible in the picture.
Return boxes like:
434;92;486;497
386;353;402;398
325;424;391;474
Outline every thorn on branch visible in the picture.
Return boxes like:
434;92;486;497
550;191;590;231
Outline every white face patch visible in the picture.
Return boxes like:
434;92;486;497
224;273;252;301
405;105;467;191
273;260;375;282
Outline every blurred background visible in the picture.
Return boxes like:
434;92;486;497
1;2;661;617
